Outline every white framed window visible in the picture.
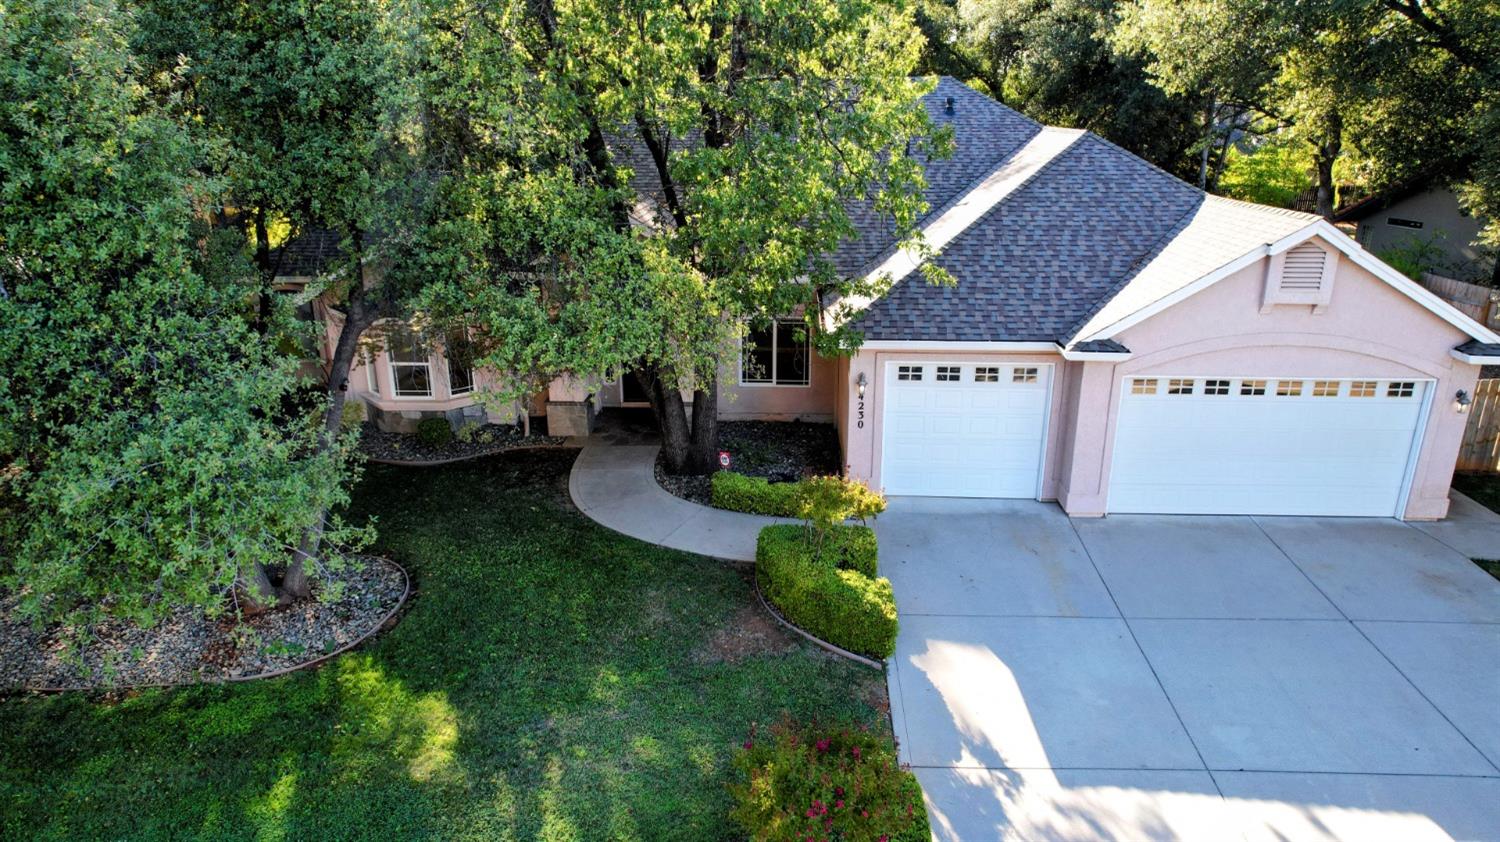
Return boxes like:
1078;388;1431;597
1241;379;1267;396
445;330;474;396
1013;367;1039;384
1167;378;1194;395
1203;379;1230;395
974;366;1000;383
935;365;961;382
1349;381;1378;397
389;328;433;398
364;352;381;395
1312;380;1339;397
741;320;810;386
1131;378;1158;395
1276;380;1304;397
897;365;923;382
1387;381;1416;398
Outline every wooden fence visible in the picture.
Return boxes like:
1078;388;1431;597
1459;379;1500;474
1421;272;1500;329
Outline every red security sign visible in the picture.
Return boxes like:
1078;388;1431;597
718;450;732;469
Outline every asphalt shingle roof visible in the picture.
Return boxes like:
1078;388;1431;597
853;132;1207;342
269;228;344;279
830;78;1041;276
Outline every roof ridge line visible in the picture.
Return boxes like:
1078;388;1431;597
860;126;1085;286
1058;189;1212;345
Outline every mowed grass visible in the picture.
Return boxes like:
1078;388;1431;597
0;450;887;840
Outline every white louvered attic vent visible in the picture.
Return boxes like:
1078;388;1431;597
1279;243;1327;291
1262;238;1337;313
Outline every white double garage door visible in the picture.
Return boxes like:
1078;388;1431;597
880;361;1431;516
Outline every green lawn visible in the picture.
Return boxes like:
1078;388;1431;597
1454;472;1500;517
0;450;888;840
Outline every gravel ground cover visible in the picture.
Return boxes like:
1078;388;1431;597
359;422;564;463
656;419;841;506
0;557;405;690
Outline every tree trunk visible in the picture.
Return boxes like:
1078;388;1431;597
286;239;377;601
1312;114;1343;220
1198;98;1215;190
241;561;282;614
640;363;695;474
687;375;719;474
253;209;275;334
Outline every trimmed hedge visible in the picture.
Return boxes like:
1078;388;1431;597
730;719;929;841
711;471;804;517
756;524;897;659
712;472;887;523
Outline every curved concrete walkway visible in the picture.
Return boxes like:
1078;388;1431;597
568;444;793;562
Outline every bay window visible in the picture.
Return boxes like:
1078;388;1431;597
389;329;433;397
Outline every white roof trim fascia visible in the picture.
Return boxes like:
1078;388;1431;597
1451;348;1500;365
830;127;1087;322
1296;220;1500;344
858;340;1062;353
1060;348;1133;361
1084;219;1500;345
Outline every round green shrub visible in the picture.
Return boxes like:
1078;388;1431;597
416;417;453;447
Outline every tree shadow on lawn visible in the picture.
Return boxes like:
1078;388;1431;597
0;450;886;841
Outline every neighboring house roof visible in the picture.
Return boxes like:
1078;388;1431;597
1333;177;1450;223
269;228;344;279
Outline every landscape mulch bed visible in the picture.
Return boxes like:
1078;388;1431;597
656;420;841;506
359;421;565;463
0;556;406;691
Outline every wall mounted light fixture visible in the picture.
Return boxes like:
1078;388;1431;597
856;372;868;398
1455;389;1472;414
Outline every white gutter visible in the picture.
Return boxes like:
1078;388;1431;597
1452;347;1500;365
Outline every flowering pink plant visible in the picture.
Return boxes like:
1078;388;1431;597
728;718;929;841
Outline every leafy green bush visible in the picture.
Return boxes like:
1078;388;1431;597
757;524;896;659
730;719;929;842
713;472;887;525
454;420;481;443
416;417;453;447
712;471;805;517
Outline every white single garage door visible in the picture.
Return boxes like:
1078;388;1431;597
881;362;1051;497
1109;376;1430;516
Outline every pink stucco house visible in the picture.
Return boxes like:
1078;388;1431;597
294;78;1500;520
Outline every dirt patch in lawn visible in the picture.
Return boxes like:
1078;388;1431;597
699;573;796;664
0;557;406;691
657;420;841;506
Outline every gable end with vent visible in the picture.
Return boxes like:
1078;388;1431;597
1261;238;1338;313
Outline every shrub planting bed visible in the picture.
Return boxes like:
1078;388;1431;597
656;419;840;505
359;421;564;464
0;557;406;690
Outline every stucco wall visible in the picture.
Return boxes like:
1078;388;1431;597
1061;244;1481;520
835;243;1481;520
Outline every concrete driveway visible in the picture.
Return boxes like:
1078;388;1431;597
879;496;1500;841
